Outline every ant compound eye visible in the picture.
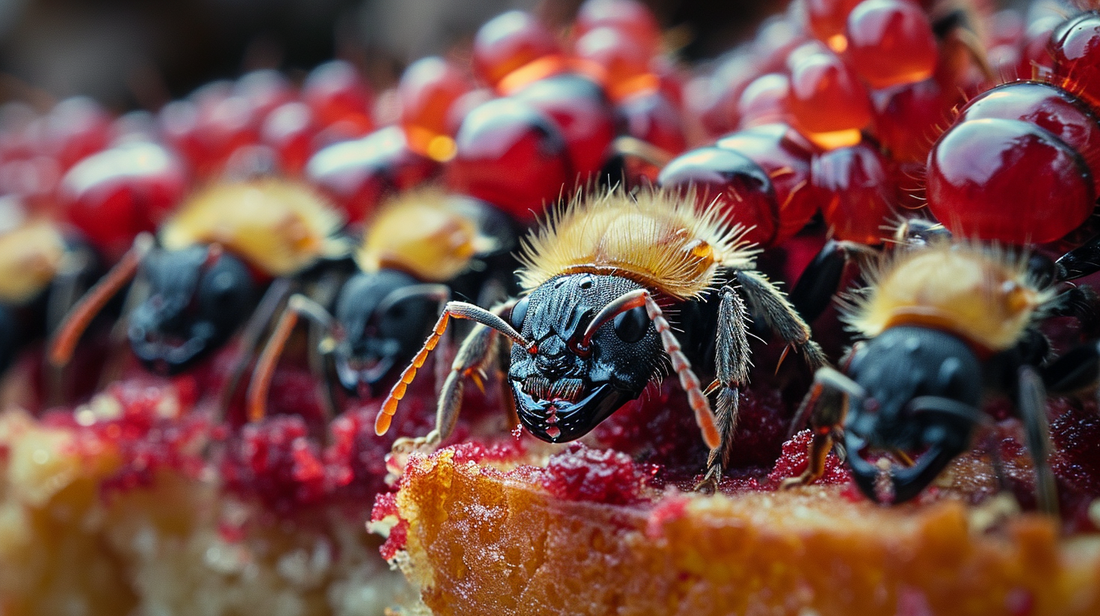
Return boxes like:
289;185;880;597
510;296;530;330
613;305;649;343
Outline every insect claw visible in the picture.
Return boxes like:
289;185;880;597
775;345;792;375
469;368;487;393
704;379;721;396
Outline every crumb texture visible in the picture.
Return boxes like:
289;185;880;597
393;449;1100;616
0;410;408;615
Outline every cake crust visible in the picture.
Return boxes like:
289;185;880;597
379;447;1100;616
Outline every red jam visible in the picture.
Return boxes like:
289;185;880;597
540;443;654;506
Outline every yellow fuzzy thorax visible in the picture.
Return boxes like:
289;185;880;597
0;220;67;304
159;179;347;276
517;189;755;300
844;243;1053;352
356;190;497;282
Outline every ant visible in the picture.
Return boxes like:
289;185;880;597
782;239;1100;513
375;188;827;488
244;189;519;423
49;178;349;409
0;202;100;387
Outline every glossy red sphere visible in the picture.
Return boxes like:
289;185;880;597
574;0;660;52
738;73;792;128
1051;11;1100;112
987;9;1025;48
307;126;439;223
956;81;1100;193
446;98;570;221
398;56;473;150
1018;15;1060;79
513;73;616;179
440;89;491;139
0;155;60;212
472;11;561;89
693;52;759;137
846;0;938;89
572;26;654;100
59;142;189;260
927;118;1094;244
0;102;39;163
157;100;205;170
872;77;956;163
717;123;819;245
44;97;112;170
805;0;864;43
616;89;687;156
111;111;160;145
261;102;320;175
812;141;895;244
302;60;374;129
234;69;296;121
752;16;810;74
787;45;872;136
657;146;779;247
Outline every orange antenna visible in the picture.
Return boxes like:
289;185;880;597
375;301;533;436
638;289;721;450
574;287;720;449
48;233;154;368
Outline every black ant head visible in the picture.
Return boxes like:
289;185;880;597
842;326;982;503
333;269;443;397
128;245;258;374
507;273;663;442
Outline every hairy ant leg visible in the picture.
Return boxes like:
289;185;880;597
1018;365;1059;517
734;269;828;370
392;302;513;455
247;293;337;423
216;278;295;419
697;285;750;492
780;366;859;489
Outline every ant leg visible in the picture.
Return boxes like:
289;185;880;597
787;240;879;323
633;291;721;450
46;247;95;334
375;300;533;437
306;272;346;422
979;425;1009;495
1041;340;1100;396
48;233;154;368
497;330;520;431
44;246;96;405
393;313;506;454
216;278;294;419
246;294;336;423
578;288;721;452
94;274;149;392
734;270;829;370
780;366;852;489
696;285;751;492
1017;365;1060;517
315;336;341;426
787;343;861;438
1055;233;1100;281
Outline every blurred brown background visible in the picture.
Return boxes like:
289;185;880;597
0;0;779;110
